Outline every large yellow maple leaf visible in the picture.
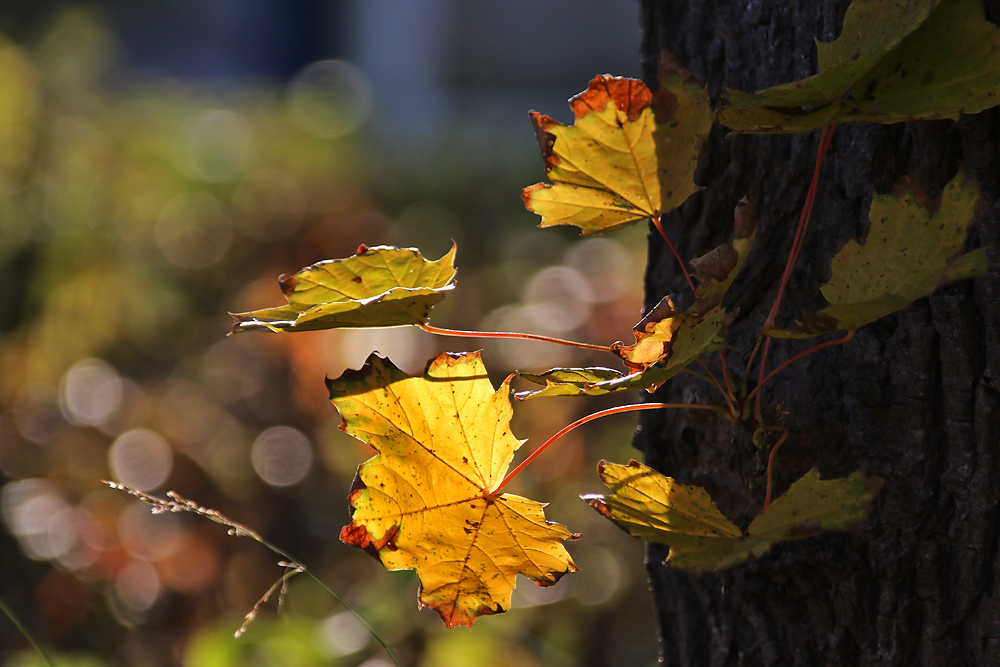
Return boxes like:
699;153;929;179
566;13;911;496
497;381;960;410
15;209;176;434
327;351;579;628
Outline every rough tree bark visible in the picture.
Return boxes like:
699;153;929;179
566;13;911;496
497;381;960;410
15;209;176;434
635;1;1000;665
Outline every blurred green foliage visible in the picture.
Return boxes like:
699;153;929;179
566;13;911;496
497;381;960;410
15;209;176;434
0;9;657;667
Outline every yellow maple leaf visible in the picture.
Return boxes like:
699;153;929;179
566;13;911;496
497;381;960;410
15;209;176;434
522;51;712;236
230;244;457;333
766;168;987;338
584;461;879;573
327;351;579;628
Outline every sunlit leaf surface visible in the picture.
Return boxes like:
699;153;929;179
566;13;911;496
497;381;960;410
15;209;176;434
230;244;456;333
327;351;579;628
584;461;877;573
522;52;712;235
516;305;727;399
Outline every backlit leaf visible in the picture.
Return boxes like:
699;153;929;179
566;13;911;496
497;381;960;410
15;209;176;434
766;168;986;338
515;367;624;399
583;461;877;573
328;351;579;628
230;244;456;333
522;51;712;235
718;0;1000;132
516;306;727;400
613;296;727;372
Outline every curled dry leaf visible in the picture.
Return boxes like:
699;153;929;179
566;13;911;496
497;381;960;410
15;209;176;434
327;351;578;628
516;305;727;400
688;194;757;317
613;296;726;372
522;51;712;235
583;461;880;573
230;244;457;333
766;168;986;338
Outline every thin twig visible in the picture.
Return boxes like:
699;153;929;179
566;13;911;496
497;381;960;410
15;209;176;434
105;482;400;666
743;335;764;380
493;402;729;494
763;429;789;510
652;214;697;292
763;125;836;329
744;330;855;410
697;359;737;415
755;126;836;422
717;351;737;404
419;324;612;353
235;563;304;638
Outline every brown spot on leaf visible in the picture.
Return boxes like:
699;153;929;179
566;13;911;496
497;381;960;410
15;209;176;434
529;111;559;171
794;312;843;336
583;496;614;520
352;276;363;283
278;274;296;296
340;523;400;560
788;522;825;538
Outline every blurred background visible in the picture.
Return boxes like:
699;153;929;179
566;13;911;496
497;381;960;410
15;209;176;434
0;2;659;665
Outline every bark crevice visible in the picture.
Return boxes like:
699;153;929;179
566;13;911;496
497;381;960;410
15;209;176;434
638;1;1000;664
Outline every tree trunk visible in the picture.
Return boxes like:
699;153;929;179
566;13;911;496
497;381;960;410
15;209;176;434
635;2;1000;665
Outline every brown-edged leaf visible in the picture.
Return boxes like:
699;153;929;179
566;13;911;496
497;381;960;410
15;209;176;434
516;305;727;400
522;51;712;235
328;351;578;628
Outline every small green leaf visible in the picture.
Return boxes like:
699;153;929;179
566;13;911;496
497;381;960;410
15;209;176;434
730;0;937;112
584;461;878;573
230;245;457;333
718;0;1000;132
766;168;985;339
747;469;878;542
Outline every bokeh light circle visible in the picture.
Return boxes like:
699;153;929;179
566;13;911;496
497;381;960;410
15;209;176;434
522;265;594;332
60;358;123;427
288;60;374;138
115;560;162;611
319;610;370;656
183;109;256;183
109;428;173;491
155;192;233;269
251;426;313;487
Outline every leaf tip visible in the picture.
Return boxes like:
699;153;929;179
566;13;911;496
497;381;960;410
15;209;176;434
529;110;559;171
278;273;296;296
